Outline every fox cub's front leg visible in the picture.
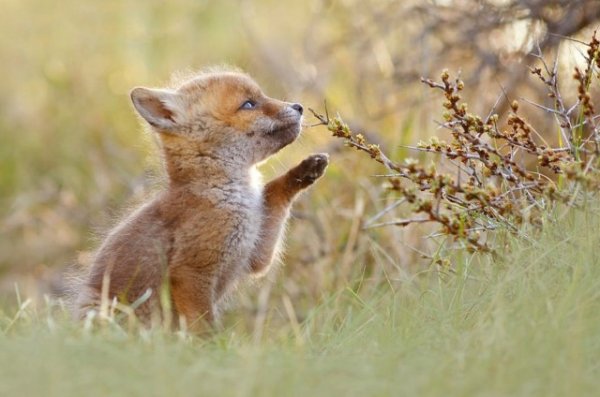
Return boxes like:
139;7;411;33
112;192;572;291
249;153;329;274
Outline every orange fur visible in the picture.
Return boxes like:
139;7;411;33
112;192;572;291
75;68;328;331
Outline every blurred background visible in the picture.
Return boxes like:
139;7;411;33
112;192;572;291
1;0;599;326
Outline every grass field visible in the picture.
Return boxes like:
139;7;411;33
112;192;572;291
1;205;599;397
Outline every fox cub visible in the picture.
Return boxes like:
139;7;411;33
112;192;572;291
76;68;328;329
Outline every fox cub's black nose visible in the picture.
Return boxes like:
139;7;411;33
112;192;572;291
291;103;304;115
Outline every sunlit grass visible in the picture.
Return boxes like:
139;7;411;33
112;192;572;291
1;205;599;396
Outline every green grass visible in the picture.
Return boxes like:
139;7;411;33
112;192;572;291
2;206;600;397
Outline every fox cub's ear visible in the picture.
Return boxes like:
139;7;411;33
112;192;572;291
130;87;182;130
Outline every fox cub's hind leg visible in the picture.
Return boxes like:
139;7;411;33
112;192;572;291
250;154;329;274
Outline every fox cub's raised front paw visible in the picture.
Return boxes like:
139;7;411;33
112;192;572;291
290;153;329;188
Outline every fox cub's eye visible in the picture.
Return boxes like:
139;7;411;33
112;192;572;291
240;100;256;110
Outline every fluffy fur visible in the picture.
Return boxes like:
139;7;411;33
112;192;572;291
75;68;328;331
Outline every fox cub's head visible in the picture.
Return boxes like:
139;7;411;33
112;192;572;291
130;69;303;166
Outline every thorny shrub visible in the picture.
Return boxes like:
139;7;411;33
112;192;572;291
311;33;600;258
